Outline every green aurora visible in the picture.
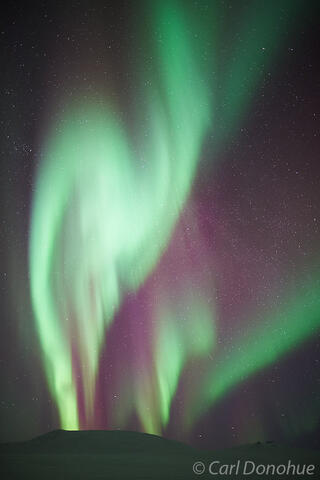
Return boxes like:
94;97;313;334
28;0;318;437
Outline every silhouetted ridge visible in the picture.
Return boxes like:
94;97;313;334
0;429;196;455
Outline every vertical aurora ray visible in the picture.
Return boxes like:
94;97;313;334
110;292;216;436
153;298;215;430
135;291;216;436
29;105;133;428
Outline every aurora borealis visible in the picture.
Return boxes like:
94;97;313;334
1;0;320;449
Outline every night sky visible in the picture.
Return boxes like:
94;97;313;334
1;0;320;450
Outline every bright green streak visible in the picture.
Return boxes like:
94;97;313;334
187;270;320;430
29;1;211;429
154;299;215;429
29;105;132;428
118;296;215;436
